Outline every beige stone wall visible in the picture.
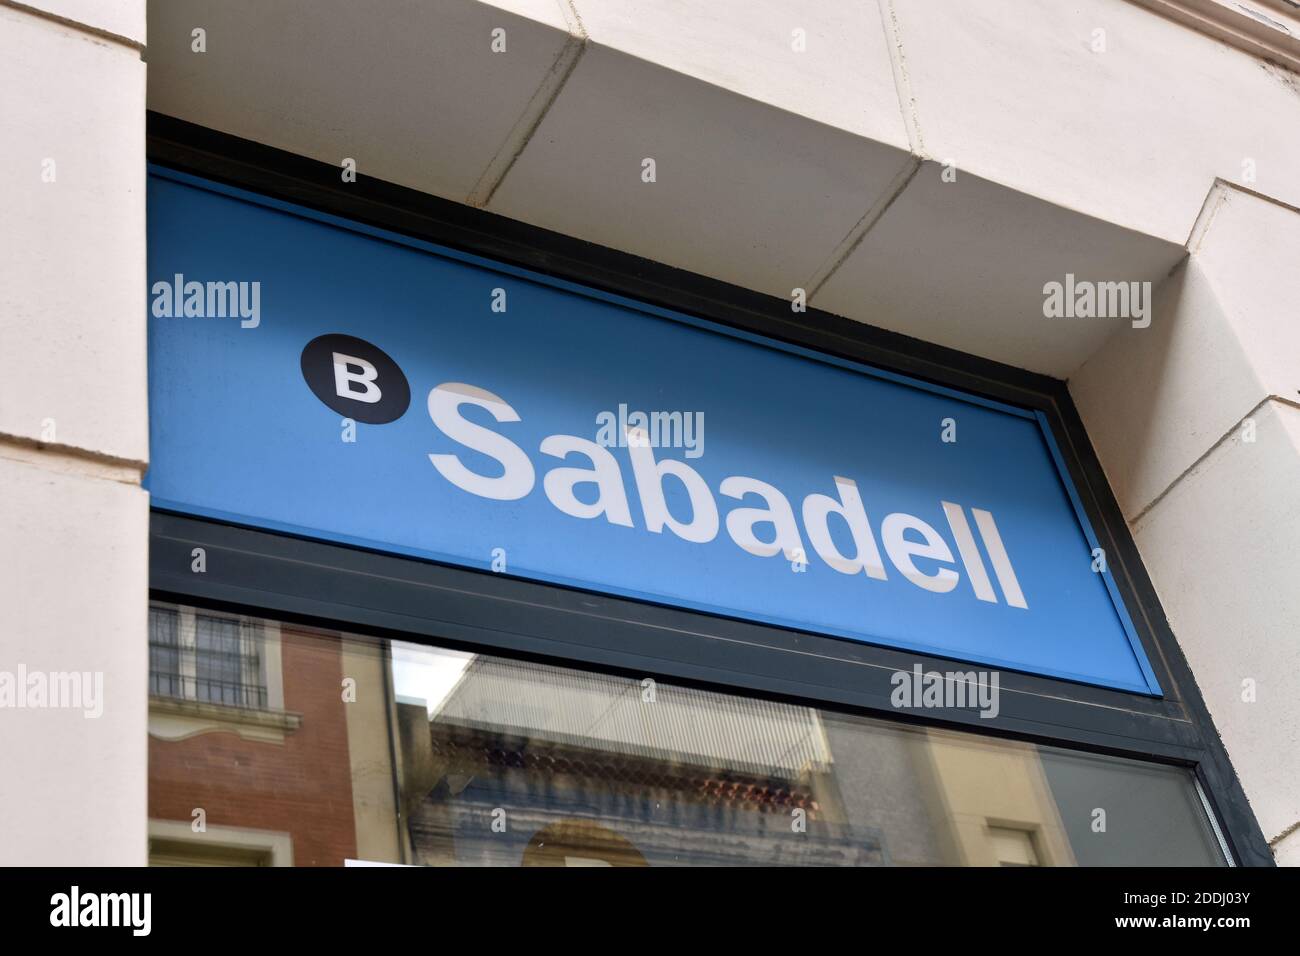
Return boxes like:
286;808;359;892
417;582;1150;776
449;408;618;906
0;0;148;866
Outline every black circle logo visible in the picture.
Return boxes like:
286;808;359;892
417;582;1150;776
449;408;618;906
300;333;410;424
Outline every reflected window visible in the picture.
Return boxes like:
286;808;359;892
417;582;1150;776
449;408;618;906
149;605;267;709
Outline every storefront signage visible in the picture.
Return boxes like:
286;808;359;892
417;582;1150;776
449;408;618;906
145;169;1161;694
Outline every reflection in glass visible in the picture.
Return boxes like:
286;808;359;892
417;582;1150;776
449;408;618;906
146;603;1226;867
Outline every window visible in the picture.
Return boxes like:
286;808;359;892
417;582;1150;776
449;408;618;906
147;819;292;867
149;604;267;709
147;601;297;746
987;826;1040;867
146;602;1227;867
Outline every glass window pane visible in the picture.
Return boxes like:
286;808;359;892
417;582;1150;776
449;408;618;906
148;605;180;700
185;613;266;709
193;614;246;707
146;603;1226;867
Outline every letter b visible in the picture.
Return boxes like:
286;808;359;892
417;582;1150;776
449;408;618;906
333;352;381;404
628;428;719;544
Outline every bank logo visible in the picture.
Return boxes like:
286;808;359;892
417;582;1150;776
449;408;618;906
300;333;410;424
424;381;1029;608
295;337;1028;610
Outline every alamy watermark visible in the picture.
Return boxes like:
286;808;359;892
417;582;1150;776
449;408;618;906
596;404;704;458
1042;274;1151;328
151;273;261;328
890;664;1000;719
0;666;103;718
50;886;150;936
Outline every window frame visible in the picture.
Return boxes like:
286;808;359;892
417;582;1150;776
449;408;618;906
144;111;1273;867
149;602;275;712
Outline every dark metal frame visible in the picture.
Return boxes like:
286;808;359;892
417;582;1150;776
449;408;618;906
146;112;1272;866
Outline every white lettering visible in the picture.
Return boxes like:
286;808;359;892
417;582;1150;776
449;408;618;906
427;383;535;500
719;476;803;559
422;382;1027;608
540;434;633;526
333;352;381;404
881;513;959;593
801;477;888;579
627;427;718;544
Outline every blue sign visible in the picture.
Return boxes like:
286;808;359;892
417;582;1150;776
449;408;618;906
146;168;1161;695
